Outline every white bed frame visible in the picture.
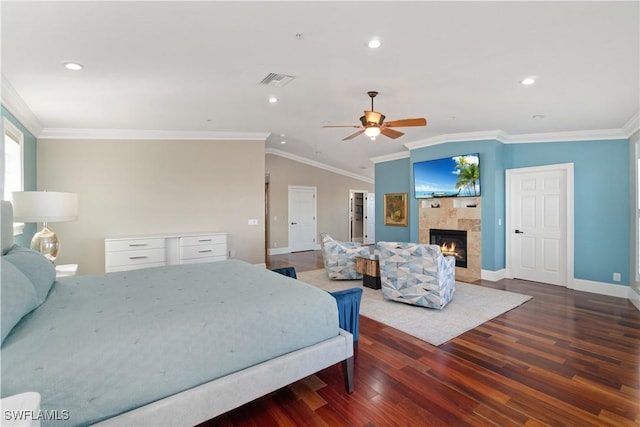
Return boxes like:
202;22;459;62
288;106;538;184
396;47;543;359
0;201;354;426
92;330;353;426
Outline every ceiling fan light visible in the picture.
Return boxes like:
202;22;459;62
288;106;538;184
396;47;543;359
364;126;381;138
520;76;536;85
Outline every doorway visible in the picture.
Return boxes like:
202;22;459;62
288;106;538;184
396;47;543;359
349;190;375;244
506;163;574;286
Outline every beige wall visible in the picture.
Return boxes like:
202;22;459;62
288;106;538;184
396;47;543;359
266;154;373;250
38;138;265;274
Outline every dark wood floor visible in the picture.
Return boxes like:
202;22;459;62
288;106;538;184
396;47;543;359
201;250;640;426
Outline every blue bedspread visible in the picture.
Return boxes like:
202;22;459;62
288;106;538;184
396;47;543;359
1;260;339;426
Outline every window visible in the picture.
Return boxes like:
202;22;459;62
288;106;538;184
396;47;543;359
2;117;24;234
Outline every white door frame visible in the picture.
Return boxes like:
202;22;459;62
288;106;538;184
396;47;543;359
505;163;574;288
349;189;368;243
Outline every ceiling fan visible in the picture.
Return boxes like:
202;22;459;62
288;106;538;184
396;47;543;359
323;91;427;141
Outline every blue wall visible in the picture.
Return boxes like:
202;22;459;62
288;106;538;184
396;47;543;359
375;157;411;242
1;106;38;246
375;137;630;286
503;139;630;285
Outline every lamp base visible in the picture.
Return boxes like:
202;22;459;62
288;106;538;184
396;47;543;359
30;226;59;262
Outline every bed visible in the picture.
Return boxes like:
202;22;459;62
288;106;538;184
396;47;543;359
0;201;354;426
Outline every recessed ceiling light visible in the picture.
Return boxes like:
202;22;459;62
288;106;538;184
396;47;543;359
520;76;536;85
63;61;84;71
368;39;381;49
280;140;286;145
268;96;278;103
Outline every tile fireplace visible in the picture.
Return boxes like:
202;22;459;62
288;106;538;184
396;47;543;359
429;229;467;268
419;197;481;282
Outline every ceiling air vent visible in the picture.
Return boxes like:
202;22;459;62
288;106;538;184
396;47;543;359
258;73;295;87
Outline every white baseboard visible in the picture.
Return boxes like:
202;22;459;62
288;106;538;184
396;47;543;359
267;244;321;256
570;279;630;299
481;269;506;282
629;286;640;311
481;270;635;302
268;247;291;255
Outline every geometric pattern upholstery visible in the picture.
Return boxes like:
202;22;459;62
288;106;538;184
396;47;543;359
378;241;456;310
319;233;370;280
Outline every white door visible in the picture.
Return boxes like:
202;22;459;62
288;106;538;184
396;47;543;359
506;164;573;286
288;186;317;252
365;193;375;244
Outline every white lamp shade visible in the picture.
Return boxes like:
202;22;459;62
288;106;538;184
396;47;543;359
364;126;381;138
11;191;78;223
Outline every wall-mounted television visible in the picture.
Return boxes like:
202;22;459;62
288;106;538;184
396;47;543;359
413;153;480;199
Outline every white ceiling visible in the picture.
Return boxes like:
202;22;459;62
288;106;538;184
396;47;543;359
2;1;639;181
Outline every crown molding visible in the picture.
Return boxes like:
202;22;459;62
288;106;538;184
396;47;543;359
505;128;628;144
38;128;270;141
1;75;43;137
404;130;509;150
623;111;640;138
403;126;633;152
266;148;373;184
369;150;410;164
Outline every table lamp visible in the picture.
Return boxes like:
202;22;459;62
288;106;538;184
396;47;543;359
11;191;78;262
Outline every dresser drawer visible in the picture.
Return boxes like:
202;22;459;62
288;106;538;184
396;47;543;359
106;248;166;268
105;238;165;252
180;234;226;247
180;244;226;261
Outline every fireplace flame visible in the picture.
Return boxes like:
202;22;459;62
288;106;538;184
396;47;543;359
440;242;458;257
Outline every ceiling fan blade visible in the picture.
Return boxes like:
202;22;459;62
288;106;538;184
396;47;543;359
384;118;427;127
342;129;365;141
322;125;361;128
380;127;404;139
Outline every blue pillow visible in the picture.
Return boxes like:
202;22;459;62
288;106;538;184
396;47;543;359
1;258;39;344
4;245;56;305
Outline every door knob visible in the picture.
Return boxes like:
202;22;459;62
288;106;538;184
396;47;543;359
515;229;524;234
291;222;297;225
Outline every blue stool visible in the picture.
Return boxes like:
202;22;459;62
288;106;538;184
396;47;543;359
270;266;297;279
271;267;362;344
329;287;363;343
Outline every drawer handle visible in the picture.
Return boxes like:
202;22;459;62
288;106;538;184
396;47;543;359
198;239;213;242
198;249;213;253
129;243;148;247
129;256;149;260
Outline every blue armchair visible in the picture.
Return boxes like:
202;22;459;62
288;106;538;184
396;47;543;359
319;233;371;280
378;242;456;309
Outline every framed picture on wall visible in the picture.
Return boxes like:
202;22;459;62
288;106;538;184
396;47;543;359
383;193;408;226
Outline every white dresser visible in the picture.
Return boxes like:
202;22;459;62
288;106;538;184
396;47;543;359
105;232;227;272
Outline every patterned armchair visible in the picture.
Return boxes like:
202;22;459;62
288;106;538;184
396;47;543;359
377;242;456;309
320;233;371;280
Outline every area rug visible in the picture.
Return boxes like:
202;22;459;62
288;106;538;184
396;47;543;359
297;269;532;346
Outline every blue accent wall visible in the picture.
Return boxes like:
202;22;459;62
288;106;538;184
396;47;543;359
374;137;630;286
504;139;630;285
1;106;37;246
374;157;411;242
